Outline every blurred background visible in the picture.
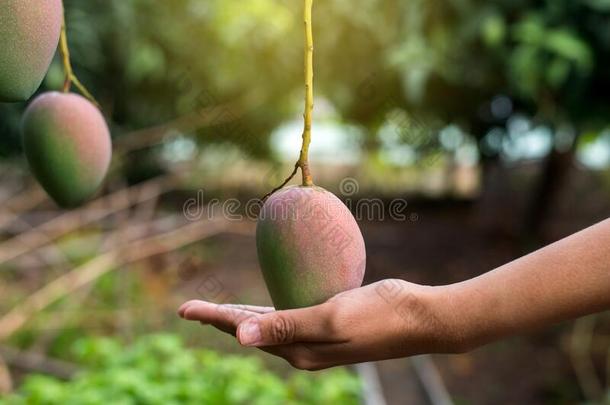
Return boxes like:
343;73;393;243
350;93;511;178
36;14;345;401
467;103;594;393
1;0;610;403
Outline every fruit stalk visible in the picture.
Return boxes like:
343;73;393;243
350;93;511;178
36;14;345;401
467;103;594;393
262;0;315;200
59;22;71;93
58;17;100;108
299;0;314;187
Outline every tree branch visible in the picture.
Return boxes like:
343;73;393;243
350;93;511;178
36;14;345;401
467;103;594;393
0;215;231;341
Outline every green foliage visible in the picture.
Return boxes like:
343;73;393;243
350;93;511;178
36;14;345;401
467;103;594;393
507;13;593;99
3;0;610;160
584;0;610;12
1;334;362;405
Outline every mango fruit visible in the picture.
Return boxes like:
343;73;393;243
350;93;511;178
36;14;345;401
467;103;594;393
0;0;63;102
257;186;366;309
21;92;112;208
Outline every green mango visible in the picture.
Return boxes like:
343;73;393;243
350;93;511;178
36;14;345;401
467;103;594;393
0;0;63;102
22;92;112;208
257;186;366;309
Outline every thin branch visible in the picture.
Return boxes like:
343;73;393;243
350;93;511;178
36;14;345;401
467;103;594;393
59;19;100;108
411;355;453;405
0;187;46;230
262;0;315;199
603;316;610;390
570;316;603;402
0;216;231;341
30;282;96;353
15;214;186;272
0;346;78;380
58;22;72;93
0;209;72;270
0;355;12;395
355;363;387;405
261;163;299;202
115;94;259;154
0;175;173;266
299;0;315;187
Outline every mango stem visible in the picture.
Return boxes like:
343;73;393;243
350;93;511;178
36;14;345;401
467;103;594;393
262;0;315;201
59;18;100;109
299;0;314;187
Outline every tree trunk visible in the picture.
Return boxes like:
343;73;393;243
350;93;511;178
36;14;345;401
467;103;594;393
522;142;577;245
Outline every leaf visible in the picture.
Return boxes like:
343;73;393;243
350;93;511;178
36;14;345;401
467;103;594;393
5;335;362;404
481;13;506;47
545;29;594;72
547;58;571;88
512;16;547;46
584;0;610;12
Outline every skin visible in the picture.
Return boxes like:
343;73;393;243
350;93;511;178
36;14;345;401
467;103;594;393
0;0;63;101
179;218;610;371
22;92;112;208
257;186;366;309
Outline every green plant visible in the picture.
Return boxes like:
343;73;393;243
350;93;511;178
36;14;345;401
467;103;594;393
1;334;362;404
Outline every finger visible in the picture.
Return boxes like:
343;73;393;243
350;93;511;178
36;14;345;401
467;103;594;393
209;305;274;335
178;300;205;317
206;321;236;336
178;301;273;318
182;302;259;333
236;302;340;347
222;304;275;314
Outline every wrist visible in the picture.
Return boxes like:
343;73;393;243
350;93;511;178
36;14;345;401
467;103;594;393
373;279;485;355
424;284;484;354
433;279;513;354
385;281;474;355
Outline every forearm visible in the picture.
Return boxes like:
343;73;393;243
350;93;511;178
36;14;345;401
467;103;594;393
439;219;610;350
179;220;610;369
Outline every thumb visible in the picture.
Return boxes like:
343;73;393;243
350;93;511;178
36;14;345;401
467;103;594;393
236;303;334;347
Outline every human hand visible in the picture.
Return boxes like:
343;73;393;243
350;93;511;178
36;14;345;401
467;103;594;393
180;219;610;371
178;279;463;371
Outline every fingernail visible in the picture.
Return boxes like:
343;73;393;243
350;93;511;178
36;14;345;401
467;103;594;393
182;308;194;320
238;320;262;346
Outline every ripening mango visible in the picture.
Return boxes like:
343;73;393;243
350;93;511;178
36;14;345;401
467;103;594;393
257;186;366;309
21;92;112;208
0;0;63;102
